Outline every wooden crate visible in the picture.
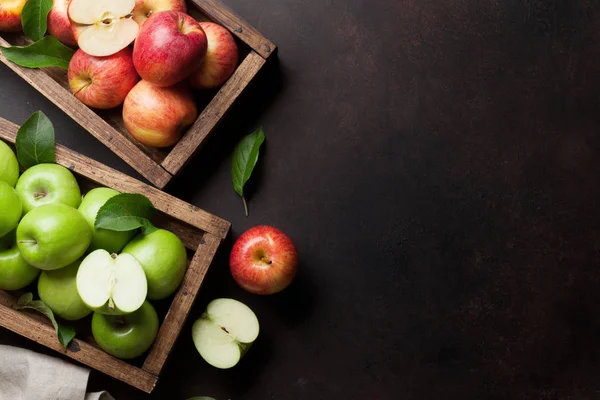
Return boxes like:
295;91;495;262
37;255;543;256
0;117;231;393
0;0;276;189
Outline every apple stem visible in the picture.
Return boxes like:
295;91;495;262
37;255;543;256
108;297;115;311
18;240;37;244
242;196;249;217
260;256;273;265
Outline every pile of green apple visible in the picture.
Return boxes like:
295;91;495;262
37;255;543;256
0;139;189;359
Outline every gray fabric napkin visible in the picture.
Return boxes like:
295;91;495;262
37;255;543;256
0;345;114;400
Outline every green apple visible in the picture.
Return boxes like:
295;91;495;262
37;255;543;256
78;188;136;253
38;259;91;321
122;229;187;300
76;249;147;315
0;181;22;238
91;301;159;359
0;140;19;187
192;298;260;369
0;230;40;291
17;203;92;270
15;163;81;214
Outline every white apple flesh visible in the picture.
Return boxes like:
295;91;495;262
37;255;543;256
192;298;260;369
76;249;147;315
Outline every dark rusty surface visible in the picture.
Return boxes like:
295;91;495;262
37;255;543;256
2;0;600;399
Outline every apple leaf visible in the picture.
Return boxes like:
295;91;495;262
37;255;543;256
21;0;53;41
15;111;56;168
1;36;75;69
15;293;76;348
231;127;265;216
95;193;157;234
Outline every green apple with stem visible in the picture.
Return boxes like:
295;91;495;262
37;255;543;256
122;229;187;300
0;230;40;291
0;140;19;187
91;300;158;359
0;181;22;238
15;163;82;214
38;259;92;321
17;203;92;270
76;249;147;315
78;188;136;253
192;298;260;369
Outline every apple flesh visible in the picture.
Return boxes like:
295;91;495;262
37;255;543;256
123;80;197;147
68;0;139;57
0;140;19;187
15;163;82;214
0;230;40;291
68;48;140;109
122;229;187;300
0;0;26;32
48;0;77;47
76;249;147;315
91;300;158;359
78;188;136;253
17;203;92;271
192;298;260;369
0;181;22;238
230;226;299;295
38;259;92;321
132;0;186;27
133;11;207;87
189;22;239;90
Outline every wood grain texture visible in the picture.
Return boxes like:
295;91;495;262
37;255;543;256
142;233;222;375
162;50;266;174
0;117;231;239
190;0;277;59
0;291;158;393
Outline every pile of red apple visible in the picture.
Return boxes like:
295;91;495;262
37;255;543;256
2;0;239;148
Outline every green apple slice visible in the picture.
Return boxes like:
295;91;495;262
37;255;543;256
77;249;147;315
192;298;260;369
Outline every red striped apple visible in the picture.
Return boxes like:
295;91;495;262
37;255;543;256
132;0;186;27
189;22;238;90
48;0;77;47
0;0;26;32
123;80;197;147
133;11;207;87
230;226;299;295
68;48;140;109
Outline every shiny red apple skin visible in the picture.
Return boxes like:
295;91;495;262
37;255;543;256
0;0;26;32
123;80;197;147
133;11;207;87
132;0;186;27
230;226;299;295
48;0;77;47
189;22;238;90
68;48;140;109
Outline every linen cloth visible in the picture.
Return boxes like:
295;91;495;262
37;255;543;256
0;345;113;400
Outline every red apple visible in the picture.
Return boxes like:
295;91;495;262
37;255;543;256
123;80;197;147
48;0;77;47
189;22;238;90
0;0;26;32
68;48;140;109
132;0;186;27
230;226;299;295
133;11;207;87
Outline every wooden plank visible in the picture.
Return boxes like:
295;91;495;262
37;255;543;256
142;233;221;375
162;50;266;174
0;291;158;393
0;117;231;240
0;36;173;189
190;0;277;59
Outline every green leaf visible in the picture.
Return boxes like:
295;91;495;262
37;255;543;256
21;0;53;41
231;127;265;216
1;35;75;69
15;111;55;168
15;293;76;348
95;193;156;233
